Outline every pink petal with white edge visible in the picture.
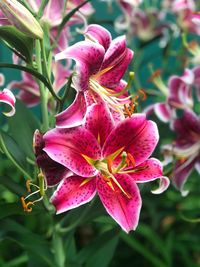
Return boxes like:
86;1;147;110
154;103;172;123
55;41;105;91
0;88;16;117
191;12;200;26
103;114;159;166
127;158;169;194
84;103;114;147
51;175;97;214
43;127;101;177
97;173;142;233
42;0;64;26
84;24;112;50
56;92;87;128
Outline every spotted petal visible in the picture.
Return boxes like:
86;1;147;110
97;173;142;233
84;24;112;50
0;88;16;116
55;41;105;91
51;175;97;214
44;127;101;177
128;158;169;194
103;114;159;166
84;103;114;147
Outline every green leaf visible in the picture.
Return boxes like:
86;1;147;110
0;219;55;267
0;202;24;220
0;26;34;63
0;130;28;172
8;100;40;159
77;229;119;267
0;175;26;196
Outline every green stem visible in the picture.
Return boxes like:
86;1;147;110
0;135;31;179
37;0;49;19
35;40;49;131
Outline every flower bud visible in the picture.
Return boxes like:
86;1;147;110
0;0;43;39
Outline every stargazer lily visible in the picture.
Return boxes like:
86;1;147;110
162;109;200;196
0;88;16;117
43;103;169;232
55;24;133;128
146;68;195;123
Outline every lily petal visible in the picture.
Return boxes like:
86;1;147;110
173;157;196;196
97;173;142;233
103;114;159;166
51;175;97;214
56;92;87;128
84;24;112;50
154;103;172;123
43;127;101;177
98;47;133;89
84;103;114;147
0;88;16;116
55;41;105;91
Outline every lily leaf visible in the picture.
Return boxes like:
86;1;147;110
0;26;34;63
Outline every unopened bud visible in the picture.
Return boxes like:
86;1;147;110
0;0;43;39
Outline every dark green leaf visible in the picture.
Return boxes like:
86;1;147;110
0;26;34;63
8;100;40;159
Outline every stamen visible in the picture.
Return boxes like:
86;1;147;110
21;197;34;213
138;89;147;101
79;177;93;187
124;104;132;118
26;179;31;193
107;158;113;173
149;69;162;82
127;153;135;168
110;174;131;199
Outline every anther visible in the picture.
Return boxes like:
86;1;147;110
149;69;161;82
26;179;31;193
21;197;34;213
127;153;135;168
107;158;113;173
138;89;147;101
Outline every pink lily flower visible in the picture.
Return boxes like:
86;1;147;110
172;0;200;35
43;103;169;232
115;7;169;42
33;130;71;186
146;68;195;123
0;88;16;117
8;62;70;107
163;109;200;196
55;24;133;128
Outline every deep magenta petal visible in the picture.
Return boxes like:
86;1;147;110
55;41;105;91
98;48;133;89
97;173;142;233
43;127;101;177
84;24;112;50
84;103;114;147
56;92;87;128
103;114;159;166
51;175;97;214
